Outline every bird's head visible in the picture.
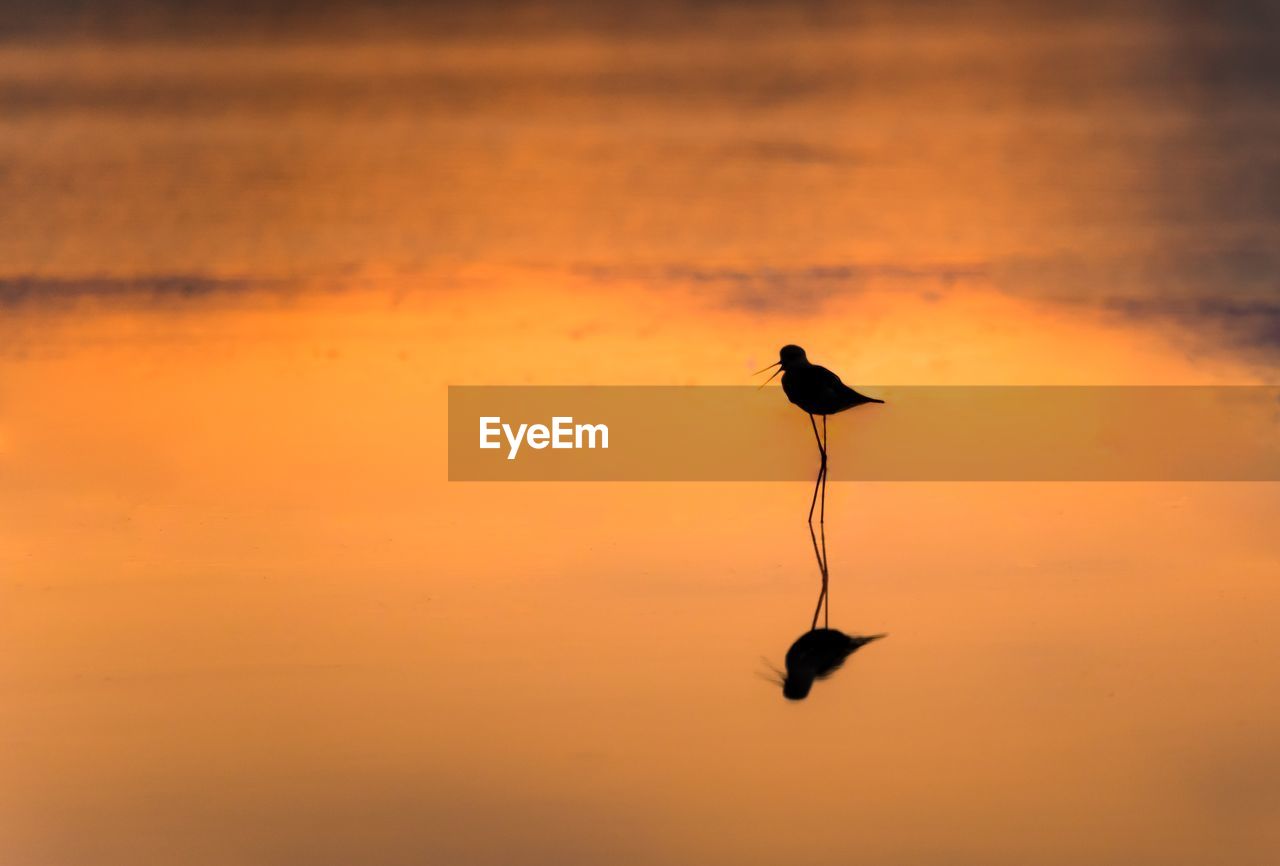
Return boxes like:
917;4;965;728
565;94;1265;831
782;674;814;701
778;345;808;369
759;658;814;700
755;344;808;385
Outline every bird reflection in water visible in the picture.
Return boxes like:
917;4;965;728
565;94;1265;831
766;521;886;701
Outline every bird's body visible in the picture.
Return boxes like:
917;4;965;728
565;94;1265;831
781;362;883;417
782;629;885;700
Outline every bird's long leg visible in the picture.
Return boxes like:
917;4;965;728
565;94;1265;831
808;520;828;630
807;463;826;524
810;582;827;631
820;415;828;525
809;413;827;463
808;514;829;629
808;415;827;524
819;516;829;628
807;519;828;582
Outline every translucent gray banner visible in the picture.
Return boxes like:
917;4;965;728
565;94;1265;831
448;386;1280;481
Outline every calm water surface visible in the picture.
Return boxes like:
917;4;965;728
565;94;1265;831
2;3;1279;864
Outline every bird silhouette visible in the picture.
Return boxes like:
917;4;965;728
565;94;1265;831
761;520;887;701
780;629;886;701
757;345;883;523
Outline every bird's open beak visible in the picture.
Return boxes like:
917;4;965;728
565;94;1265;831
755;361;782;388
755;360;782;386
752;360;783;388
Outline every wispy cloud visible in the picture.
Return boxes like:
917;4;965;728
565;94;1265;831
0;274;273;307
571;262;987;313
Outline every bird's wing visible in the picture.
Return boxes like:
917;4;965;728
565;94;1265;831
816;366;881;405
810;365;861;404
809;365;845;388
